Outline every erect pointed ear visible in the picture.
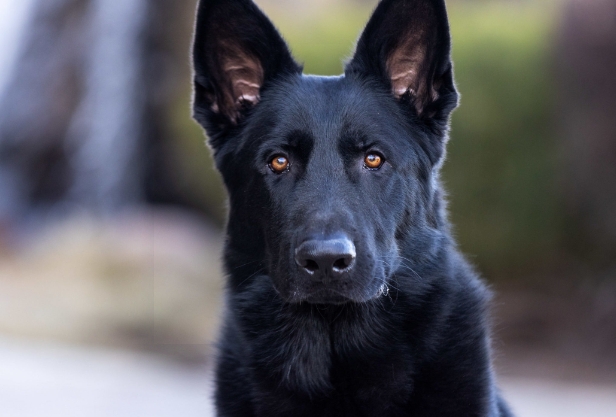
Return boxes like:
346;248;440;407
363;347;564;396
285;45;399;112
346;0;458;120
192;0;301;133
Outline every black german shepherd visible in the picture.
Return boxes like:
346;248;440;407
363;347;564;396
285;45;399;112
192;0;513;415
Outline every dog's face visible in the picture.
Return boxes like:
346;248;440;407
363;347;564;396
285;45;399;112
193;0;458;304
230;76;428;304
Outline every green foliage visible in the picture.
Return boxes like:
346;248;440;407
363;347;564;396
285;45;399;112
260;2;376;75
445;2;561;277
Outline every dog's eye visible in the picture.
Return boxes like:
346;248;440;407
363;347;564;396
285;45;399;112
269;155;290;173
364;153;384;170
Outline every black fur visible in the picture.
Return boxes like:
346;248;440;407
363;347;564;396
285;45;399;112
192;0;513;415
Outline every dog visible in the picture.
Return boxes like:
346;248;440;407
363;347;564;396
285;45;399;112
192;0;513;415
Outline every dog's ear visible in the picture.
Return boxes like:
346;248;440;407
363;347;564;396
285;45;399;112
346;0;457;122
192;0;301;137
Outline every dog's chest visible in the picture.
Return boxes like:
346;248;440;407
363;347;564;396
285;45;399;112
243;301;415;414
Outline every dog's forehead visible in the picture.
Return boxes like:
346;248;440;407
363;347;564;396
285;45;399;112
262;74;387;143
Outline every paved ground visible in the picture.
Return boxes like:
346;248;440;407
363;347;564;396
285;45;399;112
2;337;616;417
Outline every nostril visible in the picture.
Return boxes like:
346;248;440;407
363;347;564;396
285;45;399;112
333;257;352;271
303;259;319;273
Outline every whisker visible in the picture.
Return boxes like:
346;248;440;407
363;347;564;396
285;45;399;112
237;267;266;288
231;260;262;270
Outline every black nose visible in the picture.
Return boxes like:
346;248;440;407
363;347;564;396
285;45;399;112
295;235;356;279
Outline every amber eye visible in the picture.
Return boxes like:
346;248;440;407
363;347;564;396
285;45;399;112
269;155;290;173
364;153;384;170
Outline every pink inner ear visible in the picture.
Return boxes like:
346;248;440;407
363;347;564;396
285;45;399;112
388;42;426;98
233;78;261;106
224;57;263;106
386;30;438;114
216;43;264;122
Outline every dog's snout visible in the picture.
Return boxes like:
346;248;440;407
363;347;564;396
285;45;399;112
295;235;356;279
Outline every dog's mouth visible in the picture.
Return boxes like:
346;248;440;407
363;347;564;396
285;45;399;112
301;288;352;305
279;276;390;305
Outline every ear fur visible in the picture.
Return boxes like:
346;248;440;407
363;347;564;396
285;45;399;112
346;0;458;120
192;0;301;134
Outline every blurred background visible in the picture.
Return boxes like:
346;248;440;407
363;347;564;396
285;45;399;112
0;0;615;415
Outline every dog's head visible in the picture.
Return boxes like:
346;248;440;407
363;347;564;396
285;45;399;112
193;0;458;304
